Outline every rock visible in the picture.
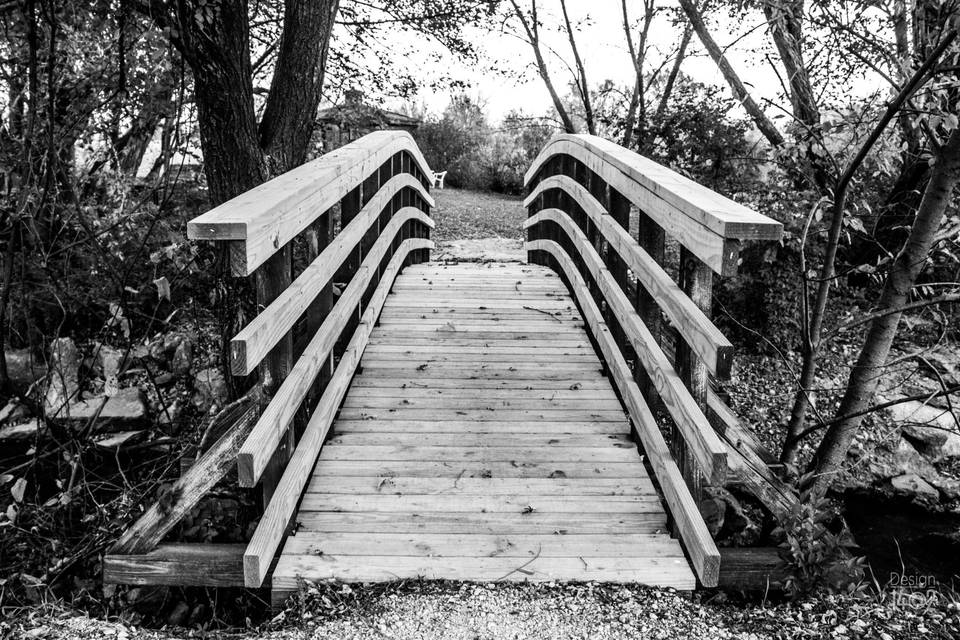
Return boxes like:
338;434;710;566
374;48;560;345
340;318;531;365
157;399;182;426
0;399;30;425
97;346;124;397
0;418;44;441
889;401;960;460
166;601;190;627
153;372;175;386
65;387;148;425
4;348;45;387
94;430;146;450
193;367;228;413
171;338;193;376
43;338;80;418
890;473;940;501
699;494;725;537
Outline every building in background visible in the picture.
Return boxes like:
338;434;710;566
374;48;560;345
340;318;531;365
316;90;421;152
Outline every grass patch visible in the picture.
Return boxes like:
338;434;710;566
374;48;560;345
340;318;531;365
430;188;526;243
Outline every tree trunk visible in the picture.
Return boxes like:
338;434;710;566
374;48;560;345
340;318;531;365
761;0;828;190
678;0;785;147
509;0;578;134
560;0;594;135
807;127;960;493
258;0;340;172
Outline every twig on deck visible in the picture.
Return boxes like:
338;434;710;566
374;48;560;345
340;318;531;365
523;305;561;322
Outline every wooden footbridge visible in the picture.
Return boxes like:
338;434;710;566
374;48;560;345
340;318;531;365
104;131;785;605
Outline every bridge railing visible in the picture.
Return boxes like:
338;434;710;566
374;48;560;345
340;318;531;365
523;134;782;587
104;130;435;589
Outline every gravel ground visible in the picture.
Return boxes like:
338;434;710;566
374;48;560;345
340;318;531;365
6;582;958;640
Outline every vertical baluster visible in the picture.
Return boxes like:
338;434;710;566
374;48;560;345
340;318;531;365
676;246;712;503
255;243;294;506
304;212;334;422
634;211;665;404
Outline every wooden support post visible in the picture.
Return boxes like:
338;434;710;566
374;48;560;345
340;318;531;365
255;244;295;506
304;212;334;420
526;170;543;266
635;211;665;403
676;245;712;503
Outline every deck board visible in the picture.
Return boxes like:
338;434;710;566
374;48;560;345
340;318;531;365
273;262;695;601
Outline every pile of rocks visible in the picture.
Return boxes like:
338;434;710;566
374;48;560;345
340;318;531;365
853;399;960;504
0;332;230;447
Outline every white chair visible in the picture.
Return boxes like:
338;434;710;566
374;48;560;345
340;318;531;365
432;171;447;189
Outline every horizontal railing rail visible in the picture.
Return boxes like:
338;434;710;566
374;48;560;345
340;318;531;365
524;133;782;587
105;130;435;590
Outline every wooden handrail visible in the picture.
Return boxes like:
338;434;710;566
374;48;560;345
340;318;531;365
105;131;435;590
528;239;721;586
524;134;782;586
525;134;781;276
525;209;727;485
188;130;432;276
237;211;434;486
230;178;434;376
243;239;431;587
524;176;733;378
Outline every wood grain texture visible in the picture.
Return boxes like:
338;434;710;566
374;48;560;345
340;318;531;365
231;204;434;375
272;262;693;597
104;544;245;587
526;224;728;486
187;130;433;275
524;133;782;241
242;242;419;588
524;176;733;378
236;236;433;487
529;241;721;587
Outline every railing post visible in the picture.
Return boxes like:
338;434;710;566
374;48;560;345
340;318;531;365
635;211;665;404
304;212;334;418
255;243;294;506
526;169;543;266
676;246;712;503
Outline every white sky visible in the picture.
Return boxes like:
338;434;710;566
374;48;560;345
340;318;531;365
387;0;879;123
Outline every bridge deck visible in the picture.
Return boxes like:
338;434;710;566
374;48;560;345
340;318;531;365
272;262;695;599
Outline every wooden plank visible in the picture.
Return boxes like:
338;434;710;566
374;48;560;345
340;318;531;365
104;544;245;587
349;377;610;389
242;244;421;588
236;237;432;487
317;445;638;462
294;511;668;534
717;547;787;591
325;432;632;447
300;494;661;513
272;554;694;593
310;460;649;478
523;177;733;378
110;394;260;554
361;346;594;356
530;240;720;587
524;134;782;242
340;396;621;410
355;367;604;379
232;206;434;375
343;387;617;399
336;409;626;422
303;477;655;495
332;420;628;434
281;532;676;557
188;130;434;275
365;339;592;348
706;391;797;520
527;226;728;486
